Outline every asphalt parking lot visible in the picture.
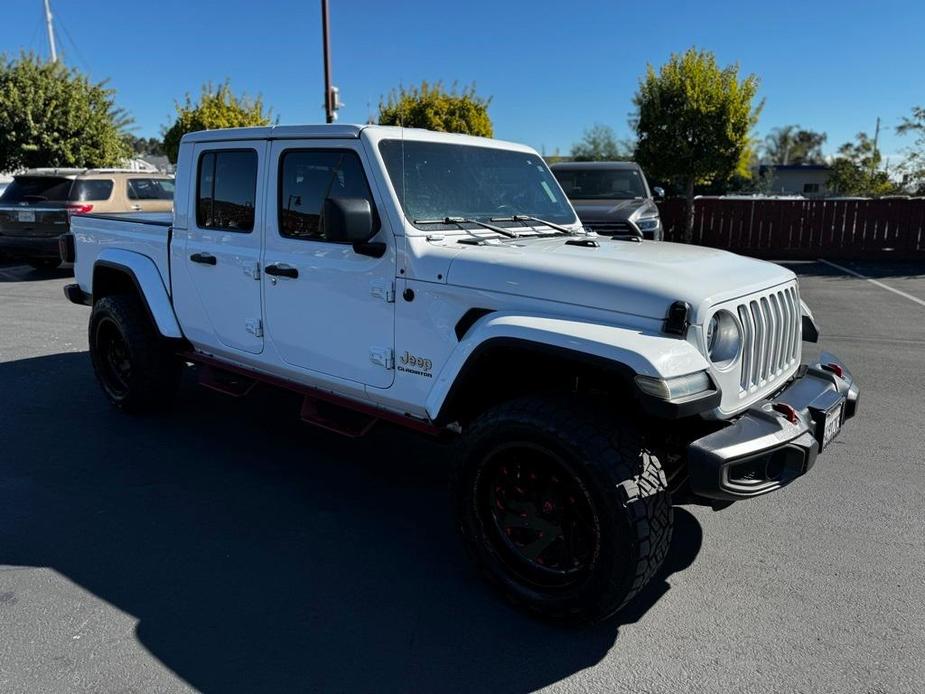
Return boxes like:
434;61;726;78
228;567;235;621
1;258;923;693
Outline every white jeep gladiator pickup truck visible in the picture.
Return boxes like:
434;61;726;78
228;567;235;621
62;124;859;623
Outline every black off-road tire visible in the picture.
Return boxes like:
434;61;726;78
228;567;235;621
453;396;672;624
88;294;181;414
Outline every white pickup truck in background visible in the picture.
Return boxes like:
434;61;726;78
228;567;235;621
62;124;859;623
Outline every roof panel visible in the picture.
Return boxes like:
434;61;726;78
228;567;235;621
180;124;365;144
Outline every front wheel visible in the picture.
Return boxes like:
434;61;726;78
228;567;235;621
453;397;672;623
89;294;181;413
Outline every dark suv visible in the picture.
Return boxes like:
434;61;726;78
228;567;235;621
550;161;664;240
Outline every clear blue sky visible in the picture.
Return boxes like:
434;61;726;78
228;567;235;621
2;0;923;162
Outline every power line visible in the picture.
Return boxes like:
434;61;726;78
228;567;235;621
55;11;92;73
27;8;44;54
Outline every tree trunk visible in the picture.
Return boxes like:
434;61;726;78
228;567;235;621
684;178;695;244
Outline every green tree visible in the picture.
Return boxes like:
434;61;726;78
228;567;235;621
828;132;899;196
0;52;131;170
125;135;165;157
633;48;762;242
896;106;925;195
763;125;826;165
378;82;492;137
570;124;633;161
163;82;272;163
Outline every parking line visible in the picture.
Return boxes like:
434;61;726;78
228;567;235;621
818;259;925;309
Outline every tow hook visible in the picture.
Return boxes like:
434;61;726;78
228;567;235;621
772;402;799;423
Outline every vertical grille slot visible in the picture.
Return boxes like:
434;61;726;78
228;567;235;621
738;305;752;391
732;283;801;394
780;290;793;368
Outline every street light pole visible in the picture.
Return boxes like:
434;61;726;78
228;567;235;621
321;0;334;123
43;0;58;63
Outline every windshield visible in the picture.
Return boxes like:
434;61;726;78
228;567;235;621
553;168;647;200
379;140;577;229
0;176;72;203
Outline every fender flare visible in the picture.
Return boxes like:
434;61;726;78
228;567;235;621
92;249;183;339
426;311;712;421
800;299;819;342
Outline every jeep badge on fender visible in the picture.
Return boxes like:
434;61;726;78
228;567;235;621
399;350;432;372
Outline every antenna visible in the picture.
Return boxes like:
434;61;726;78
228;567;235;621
43;0;58;63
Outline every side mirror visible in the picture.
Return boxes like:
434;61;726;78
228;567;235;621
653;186;665;200
322;197;373;243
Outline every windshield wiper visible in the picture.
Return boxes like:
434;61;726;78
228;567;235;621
490;215;581;236
414;217;518;239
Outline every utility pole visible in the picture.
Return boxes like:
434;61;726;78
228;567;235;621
321;0;341;123
43;0;58;63
871;116;881;176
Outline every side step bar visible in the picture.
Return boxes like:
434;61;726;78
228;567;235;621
180;351;441;438
300;397;377;438
197;364;256;397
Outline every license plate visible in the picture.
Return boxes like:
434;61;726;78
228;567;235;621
821;402;843;449
17;210;35;223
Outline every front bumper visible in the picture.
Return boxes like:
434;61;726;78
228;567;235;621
687;352;859;501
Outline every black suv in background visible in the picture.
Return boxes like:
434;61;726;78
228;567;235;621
550;161;664;240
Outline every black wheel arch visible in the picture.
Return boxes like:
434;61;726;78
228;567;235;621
435;337;639;427
434;337;720;427
91;260;187;348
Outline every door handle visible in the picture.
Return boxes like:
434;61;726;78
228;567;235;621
130;205;142;211
265;263;298;279
190;252;217;265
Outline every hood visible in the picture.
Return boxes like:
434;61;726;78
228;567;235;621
571;198;656;223
445;237;795;323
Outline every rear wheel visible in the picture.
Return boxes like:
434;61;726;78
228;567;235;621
454;396;672;623
89;294;181;413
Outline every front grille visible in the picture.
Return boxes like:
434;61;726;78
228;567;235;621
736;285;801;393
586;221;632;235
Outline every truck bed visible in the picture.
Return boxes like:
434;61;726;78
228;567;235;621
71;212;172;297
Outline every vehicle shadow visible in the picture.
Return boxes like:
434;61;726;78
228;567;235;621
0;352;702;693
0;261;72;282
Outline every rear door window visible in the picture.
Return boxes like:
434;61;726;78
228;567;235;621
71;179;114;202
196;150;258;232
127;178;175;201
0;176;73;203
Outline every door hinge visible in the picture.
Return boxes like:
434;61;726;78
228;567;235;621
369;347;394;369
245;319;263;338
370;279;395;303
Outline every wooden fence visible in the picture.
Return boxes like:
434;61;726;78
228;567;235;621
656;198;925;259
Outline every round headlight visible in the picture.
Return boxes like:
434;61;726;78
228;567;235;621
706;310;741;368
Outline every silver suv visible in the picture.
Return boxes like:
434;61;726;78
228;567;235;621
551;161;664;240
